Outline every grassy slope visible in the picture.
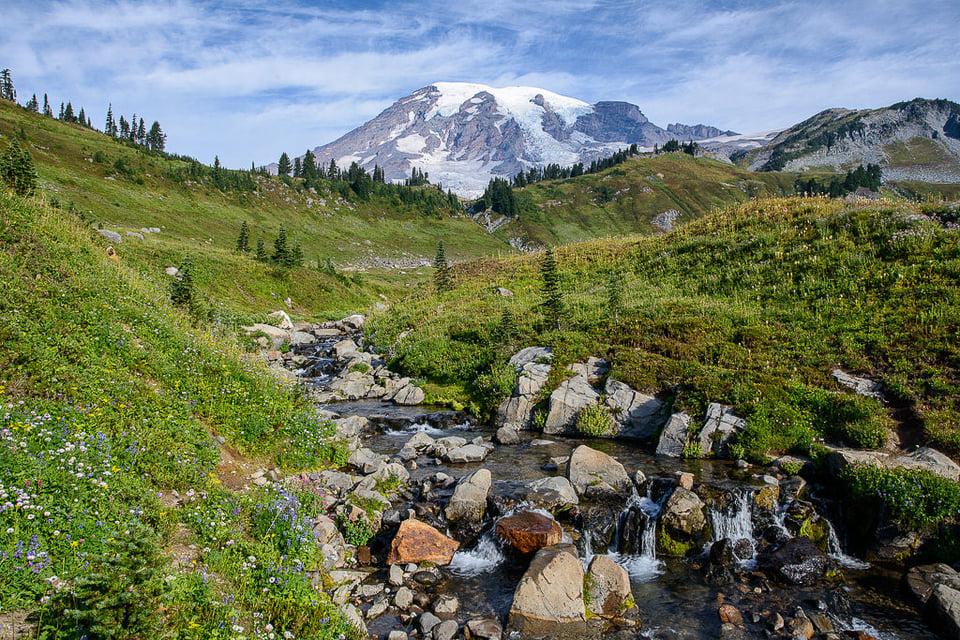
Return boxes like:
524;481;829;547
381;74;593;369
0;188;359;637
499;154;798;246
369;196;960;460
0;101;511;317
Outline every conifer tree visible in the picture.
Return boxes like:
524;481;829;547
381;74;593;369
146;121;165;151
136;118;146;144
78;107;86;126
272;225;289;264
255;237;267;262
540;247;564;330
105;104;115;136
277;152;291;177
606;269;625;322
43;94;52;117
327;158;338;180
0;137;38;196
288;239;304;267
26;94;38;112
293;157;302;178
0;69;15;102
494;307;517;342
128;114;137;140
433;240;452;292
302;150;317;180
170;253;195;307
235;221;250;253
119;115;129;139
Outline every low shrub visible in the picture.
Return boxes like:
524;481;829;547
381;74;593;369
842;464;960;529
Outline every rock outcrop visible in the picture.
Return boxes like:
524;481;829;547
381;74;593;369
566;445;633;502
496;512;563;554
656;412;692;457
508;544;588;635
585;555;633;618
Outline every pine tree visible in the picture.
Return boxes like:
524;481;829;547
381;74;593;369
146;121;165;151
0;137;38;196
26;94;38;112
255;237;267;262
540;247;564;330
170;254;195;307
288;239;304;267
136;118;146;144
277;152;291;177
293;157;302;178
43;94;52;117
78;107;86;126
327;158;338;180
272;225;289;264
494;307;517;342
605;269;625;322
302;150;317;180
433;241;452;292
235;221;250;253
0;69;15;102
105;104;115;136
119;115;129;139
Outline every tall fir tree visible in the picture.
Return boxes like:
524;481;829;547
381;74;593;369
43;94;52;117
146;121;165;151
78;107;86;126
0;137;38;196
25;94;38;112
105;104;115;136
433;241;452;292
255;237;267;262
235;221;250;253
170;253;195;307
64;102;75;123
128;114;137;140
327;158;338;180
302;150;317;180
293;157;302;178
0;69;15;102
136;118;146;144
272;225;289;264
277;152;291;177
119;115;129;138
540;247;564;330
288;239;304;267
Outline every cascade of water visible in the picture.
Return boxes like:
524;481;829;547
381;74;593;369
710;487;754;543
605;482;665;581
825;518;870;569
448;528;505;576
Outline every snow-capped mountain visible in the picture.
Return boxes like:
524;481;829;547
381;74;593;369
302;82;735;197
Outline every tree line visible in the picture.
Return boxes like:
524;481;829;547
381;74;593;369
794;164;882;198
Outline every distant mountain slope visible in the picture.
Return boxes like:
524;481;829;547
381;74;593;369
743;98;960;181
304;82;732;196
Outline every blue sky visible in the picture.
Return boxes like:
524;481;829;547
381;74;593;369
3;0;958;168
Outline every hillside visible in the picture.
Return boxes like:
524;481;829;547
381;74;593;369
0;99;513;317
479;153;799;248
740;98;960;182
0;187;361;637
368;195;960;460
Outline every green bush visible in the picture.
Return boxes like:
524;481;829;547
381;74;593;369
576;403;614;437
842;465;960;529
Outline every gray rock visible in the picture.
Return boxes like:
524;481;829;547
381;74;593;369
508;545;587;634
763;536;828;585
585;554;633;617
906;564;960;605
494;287;514;297
328;371;377;400
164;266;179;276
125;230;144;240
347;447;389;474
604;379;667;440
419;612;441;635
243;323;291;349
567;357;609;384
543;375;599;435
333;339;359;359
341;314;365;330
388;564;404;587
366;596;389;619
444;444;490;464
433;594;460;617
290;330;316;346
659;487;706;551
656;412;692;457
406;431;436;451
97;228;122;243
566;445;633;501
524;476;579;513
395;586;414;609
464;618;502;640
892;446;960;481
393;384;426;406
929;584;960;640
495;425;521;445
832;368;883;399
509;346;552;369
445;468;491;524
342;604;368;638
268;310;294;330
697;403;745;456
496;362;551;429
334;415;369;438
312;515;345;546
315;470;359;496
388;631;409;640
433;620;459;640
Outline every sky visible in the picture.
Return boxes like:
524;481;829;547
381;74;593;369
3;0;958;168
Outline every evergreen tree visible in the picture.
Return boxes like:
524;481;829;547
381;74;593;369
494;307;517;342
0;69;15;102
43;94;52;117
128;113;137;141
119;115;129;139
327;158;338;180
214;155;220;170
105;103;115;135
63;102;74;122
25;94;38;112
0;137;38;196
293;157;302;178
255;237;267;262
136;118;146;144
146;121;165;151
277;152;291;177
605;269;625;322
78;107;86;126
235;221;250;253
433;240;452;292
272;225;289;264
540;247;564;330
170;253;195;307
302;150;317;180
288;239;304;267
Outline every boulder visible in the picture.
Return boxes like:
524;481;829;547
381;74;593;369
929;584;960;640
566;445;633;501
97;228;122;243
464;618;502;640
347;448;388;474
832;368;883;399
328;371;376;400
718;604;743;626
604;379;667;440
697;403;746;456
509;346;552;369
290;331;317;346
419;612;441;635
164;266;179;276
433;594;460;617
496;362;551;429
567;357;610;384
244;323;291;349
341;314;365;330
659;488;706;555
906;564;960;605
543;375;600;435
891;447;960;481
524;476;579;513
585;554;633;617
387;519;460;566
494;287;514;297
394;586;414;609
444;469;491;525
393;384;426;406
656;412;692;457
433;620;458;640
508;545;587;635
269;310;294;330
333;415;369;439
494;425;521;445
763;536;828;585
496;512;563;554
444;444;491;464
333;339;359;359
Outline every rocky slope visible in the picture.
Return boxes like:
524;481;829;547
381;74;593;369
743;98;960;181
300;82;734;197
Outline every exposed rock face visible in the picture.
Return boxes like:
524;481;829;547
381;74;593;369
832;369;884;399
393;384;426;406
566;445;633;501
508;544;588;634
496;361;551;429
656;412;692;457
697;403;745;456
524;476;579;513
604;379;667;440
544;375;599;435
386;519;460;566
496;512;564;554
828;446;960;480
906;564;960;639
763;536;828;585
509;346;553;368
444;468;491;528
585;555;633;617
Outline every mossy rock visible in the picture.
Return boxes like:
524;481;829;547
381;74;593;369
657;524;695;557
798;517;831;552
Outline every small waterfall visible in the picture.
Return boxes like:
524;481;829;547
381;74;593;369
709;487;754;543
825;518;870;569
605;483;665;581
448;528;505;576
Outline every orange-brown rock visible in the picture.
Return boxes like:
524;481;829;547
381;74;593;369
387;519;460;566
496;511;563;554
718;604;743;625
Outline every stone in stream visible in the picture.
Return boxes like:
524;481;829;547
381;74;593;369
444;468;491;534
444;443;491;464
340;314;365;330
388;564;404;587
419;612;441;635
523;476;579;514
585;554;633;618
905;564;960;639
464;618;502;640
387;519;460;566
718;603;743;625
658;487;707;556
496;512;563;554
347;447;388;474
432;594;460;617
566;445;633;502
328;371;376;400
388;631;408;640
508;544;587;635
394;586;414;609
763;536;828;585
656;412;693;457
494;425;521;445
543;375;599;435
432;619;459;640
393;383;426;406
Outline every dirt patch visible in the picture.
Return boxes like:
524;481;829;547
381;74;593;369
166;523;200;570
0;611;34;639
214;438;268;491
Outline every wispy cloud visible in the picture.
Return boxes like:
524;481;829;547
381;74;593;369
2;0;957;166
